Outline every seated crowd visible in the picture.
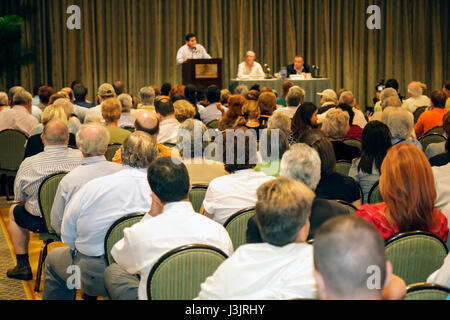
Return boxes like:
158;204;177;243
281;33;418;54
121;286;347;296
1;78;450;300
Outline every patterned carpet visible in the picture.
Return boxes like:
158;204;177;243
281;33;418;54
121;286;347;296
0;203;32;300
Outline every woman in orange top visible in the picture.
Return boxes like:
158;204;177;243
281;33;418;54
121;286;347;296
355;143;448;242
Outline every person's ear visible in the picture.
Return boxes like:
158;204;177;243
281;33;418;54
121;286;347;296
313;269;328;300
383;260;393;290
41;133;45;146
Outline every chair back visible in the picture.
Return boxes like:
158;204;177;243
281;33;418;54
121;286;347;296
223;207;256;250
418;133;446;151
413;106;427;123
104;213;145;265
189;184;208;213
38;172;68;234
404;283;450;300
368;181;383;204
147;244;228;300
206;119;219;129
105;143;122;161
343;138;362;152
336;200;357;215
335;160;352;176
385;231;449;286
162;143;176;149
424;125;445;136
0;129;28;172
122;126;135;133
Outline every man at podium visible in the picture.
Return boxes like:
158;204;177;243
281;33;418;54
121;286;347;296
176;33;211;65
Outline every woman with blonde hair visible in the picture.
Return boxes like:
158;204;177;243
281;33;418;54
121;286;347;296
233;100;264;140
355;143;448;242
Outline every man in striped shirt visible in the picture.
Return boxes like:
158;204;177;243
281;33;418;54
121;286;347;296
6;119;82;281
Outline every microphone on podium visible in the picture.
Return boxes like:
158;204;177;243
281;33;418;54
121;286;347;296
192;46;197;59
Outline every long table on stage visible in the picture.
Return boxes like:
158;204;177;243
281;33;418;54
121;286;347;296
229;78;332;107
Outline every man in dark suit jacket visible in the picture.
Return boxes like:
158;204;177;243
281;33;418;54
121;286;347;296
286;55;311;76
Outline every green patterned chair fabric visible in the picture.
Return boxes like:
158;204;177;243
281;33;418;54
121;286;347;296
105;143;122;161
413;106;427;123
336;200;357;215
0;129;28;174
35;172;67;292
189;184;208;213
418;133;446;151
206;119;219;129
343;138;362;152
335;160;352;176
147;244;228;300
385;231;449;286
223;207;256;250
104;213;145;265
368;181;383;204
404;283;450;300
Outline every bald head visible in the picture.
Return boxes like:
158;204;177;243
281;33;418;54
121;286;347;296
135;111;160;137
407;81;423;98
76;123;110;157
313;215;390;300
42;119;69;146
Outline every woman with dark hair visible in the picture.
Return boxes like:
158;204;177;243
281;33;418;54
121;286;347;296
289;102;318;144
349;121;392;203
355;143;448;242
337;103;362;140
299;129;362;208
160;83;172;96
184;84;201;120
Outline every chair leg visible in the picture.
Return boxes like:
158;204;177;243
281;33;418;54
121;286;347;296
34;239;53;292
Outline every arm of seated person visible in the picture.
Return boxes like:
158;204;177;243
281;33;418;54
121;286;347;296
201;207;214;220
351;198;362;209
381;274;406;300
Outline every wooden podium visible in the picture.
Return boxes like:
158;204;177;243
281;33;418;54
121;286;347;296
182;58;223;89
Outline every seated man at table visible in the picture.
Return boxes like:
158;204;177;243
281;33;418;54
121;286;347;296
237;51;265;80
286;55;311;78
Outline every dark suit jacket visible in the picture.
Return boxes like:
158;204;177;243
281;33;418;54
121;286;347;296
286;63;311;76
246;198;349;243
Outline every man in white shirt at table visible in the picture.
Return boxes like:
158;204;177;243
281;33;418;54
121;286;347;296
176;33;211;65
197;177;317;300
103;157;233;300
237;51;265;80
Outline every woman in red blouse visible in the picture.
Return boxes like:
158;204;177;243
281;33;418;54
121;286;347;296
355;143;448;242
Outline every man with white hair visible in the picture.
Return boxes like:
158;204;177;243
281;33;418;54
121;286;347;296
0;91;9;111
273;86;305;118
84;83;116;123
137;87;156;112
406;81;431;113
50;123;122;235
237;51;265;80
369;90;403;122
117;93;135;128
0;89;39;136
337;91;367;129
6;119;82;280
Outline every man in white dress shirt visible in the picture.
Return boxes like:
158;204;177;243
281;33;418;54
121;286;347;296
237;51;265;80
50;123;123;235
0;89;39;136
6;120;82;281
197;177;317;300
42;131;159;299
84;83;116;123
199;85;227;125
155;97;180;144
103;157;233;300
176;33;211;65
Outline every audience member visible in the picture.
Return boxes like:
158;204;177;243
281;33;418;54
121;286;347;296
113;81;126;96
177;119;227;184
337;103;362;140
299;130;362;207
427;252;450;289
0;91;9;111
160;83;172;96
101;98;131;144
50;123;122;234
257;91;277;127
355;143;448;242
85;83;116;123
349;121;392;203
169;84;186;98
155;97;180;144
274;85;305;118
198;177;317;300
6;120;82;280
234;84;249;97
314;215;406;300
137;86;156;112
321;108;361;161
199;85;227;124
382;107;422;150
35;86;55;111
0;89;39;136
288;102;318;144
73;84;95;109
337;91;367;129
104;157;233;300
267;112;291;138
406;81;431;113
317;89;338;114
117;93;135;128
202;129;274;224
220;89;232;107
218;94;246;131
276;80;294;106
42;131;158;299
173;99;196;123
443;81;450;110
234;100;264;140
428;112;450;166
415;90;448;137
254;129;289;177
